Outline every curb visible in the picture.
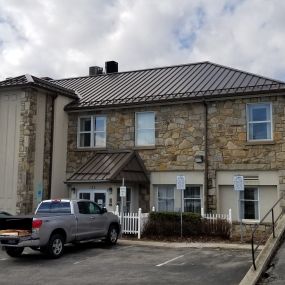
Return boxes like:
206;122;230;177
118;239;255;250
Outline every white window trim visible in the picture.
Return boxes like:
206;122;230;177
239;187;260;222
246;103;273;142
183;185;203;213
156;185;175;212
135;111;155;146
77;115;107;148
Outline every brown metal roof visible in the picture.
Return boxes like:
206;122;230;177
52;61;285;110
66;151;149;184
0;74;78;99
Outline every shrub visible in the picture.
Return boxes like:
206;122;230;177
142;212;231;239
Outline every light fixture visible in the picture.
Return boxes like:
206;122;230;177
194;155;204;163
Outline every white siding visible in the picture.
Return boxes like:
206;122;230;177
50;96;73;199
0;93;22;214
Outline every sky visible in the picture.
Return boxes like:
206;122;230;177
0;0;285;81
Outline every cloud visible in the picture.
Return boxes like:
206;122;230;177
0;0;284;81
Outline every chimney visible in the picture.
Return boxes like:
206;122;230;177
89;66;103;76
105;61;118;74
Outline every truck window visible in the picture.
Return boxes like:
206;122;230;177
78;201;101;215
37;201;71;214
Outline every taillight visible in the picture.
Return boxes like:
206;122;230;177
32;219;43;229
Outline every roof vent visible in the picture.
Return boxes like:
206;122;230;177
105;61;118;74
89;66;103;76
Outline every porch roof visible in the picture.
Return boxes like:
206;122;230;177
66;151;149;184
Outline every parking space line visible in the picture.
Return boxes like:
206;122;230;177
156;255;184;267
0;258;7;261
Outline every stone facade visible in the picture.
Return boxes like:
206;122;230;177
17;90;37;214
66;103;206;175
16;90;54;214
207;95;285;211
66;94;285;213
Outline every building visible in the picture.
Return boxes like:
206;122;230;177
1;61;285;223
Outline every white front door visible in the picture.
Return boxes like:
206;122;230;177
77;190;108;208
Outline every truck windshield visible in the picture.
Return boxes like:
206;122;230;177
37;202;71;214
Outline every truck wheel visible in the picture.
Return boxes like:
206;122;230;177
46;234;64;258
106;225;119;245
5;247;24;258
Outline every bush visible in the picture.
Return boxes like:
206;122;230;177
142;212;231;239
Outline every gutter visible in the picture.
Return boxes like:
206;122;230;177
203;101;208;213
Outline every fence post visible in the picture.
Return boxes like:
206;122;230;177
229;209;232;223
201;207;204;218
152;206;155;212
115;205;119;216
138;208;142;240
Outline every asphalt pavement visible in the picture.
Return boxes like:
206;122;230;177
0;241;252;285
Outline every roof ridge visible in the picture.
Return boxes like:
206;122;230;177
52;61;210;82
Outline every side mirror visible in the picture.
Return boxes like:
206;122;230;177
101;207;107;214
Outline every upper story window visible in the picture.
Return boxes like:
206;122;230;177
78;115;106;148
247;103;272;141
135;112;155;146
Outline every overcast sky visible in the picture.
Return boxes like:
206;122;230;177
0;0;285;81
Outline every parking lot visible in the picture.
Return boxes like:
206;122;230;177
0;242;251;285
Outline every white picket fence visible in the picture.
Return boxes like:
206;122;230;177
114;206;149;239
201;208;232;223
113;206;232;239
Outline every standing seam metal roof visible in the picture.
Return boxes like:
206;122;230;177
51;61;285;110
0;74;77;99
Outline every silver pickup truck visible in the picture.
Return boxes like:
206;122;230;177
0;199;121;258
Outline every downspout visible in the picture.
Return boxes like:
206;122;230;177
203;100;208;213
47;94;57;199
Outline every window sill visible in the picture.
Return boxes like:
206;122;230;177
76;147;107;151
245;140;275;146
241;219;260;224
134;146;156;150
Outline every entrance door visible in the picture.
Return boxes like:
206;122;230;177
94;191;106;208
77;190;107;208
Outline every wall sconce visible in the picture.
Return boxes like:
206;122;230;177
108;187;113;194
194;155;204;163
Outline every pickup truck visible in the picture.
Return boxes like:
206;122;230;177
0;199;121;258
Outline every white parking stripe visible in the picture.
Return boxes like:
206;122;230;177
156;255;184;267
0;258;7;261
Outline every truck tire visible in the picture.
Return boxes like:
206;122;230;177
5;247;24;258
45;234;64;258
105;225;119;245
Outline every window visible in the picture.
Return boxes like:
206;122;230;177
78;115;106;148
135;112;155;146
184;186;201;214
78;201;101;214
157;185;174;212
37;201;71;214
240;187;259;220
247;103;272;141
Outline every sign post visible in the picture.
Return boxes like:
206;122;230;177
120;178;126;232
233;175;244;242
176;175;186;238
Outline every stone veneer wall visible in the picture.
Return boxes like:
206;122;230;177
16;90;54;214
66;103;206;176
66;95;285;212
17;90;37;214
207;95;285;211
42;95;54;200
